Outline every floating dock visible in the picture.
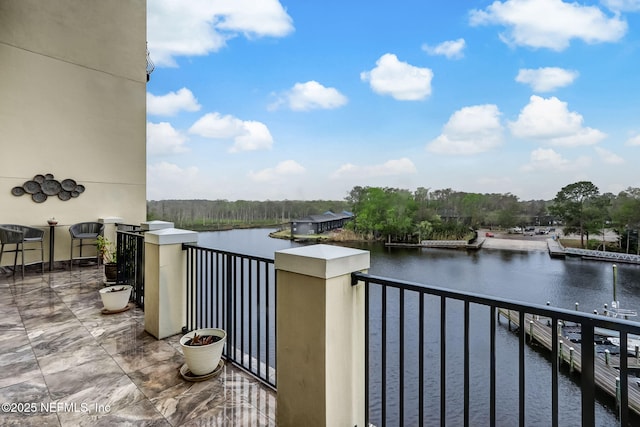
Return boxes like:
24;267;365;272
385;239;484;250
498;308;640;416
547;238;566;258
546;239;640;264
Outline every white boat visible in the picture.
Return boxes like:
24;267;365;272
605;336;640;356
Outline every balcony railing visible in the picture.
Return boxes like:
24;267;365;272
183;244;276;390
116;225;145;307
352;271;640;427
153;239;640;425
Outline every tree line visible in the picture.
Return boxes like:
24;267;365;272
147;182;640;252
346;183;640;252
147;199;351;230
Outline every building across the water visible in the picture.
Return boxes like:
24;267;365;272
290;211;353;236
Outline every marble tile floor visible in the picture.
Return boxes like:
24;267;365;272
0;266;276;426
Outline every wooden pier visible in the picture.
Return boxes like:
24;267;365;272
546;238;566;259
497;308;640;416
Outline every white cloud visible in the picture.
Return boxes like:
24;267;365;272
602;0;640;12
422;38;466;59
426;105;504;155
515;67;579;92
626;135;640;146
189;112;273;152
469;0;627;51
595;147;624;164
249;160;306;182
521;148;591;171
147;161;200;200
360;54;433;101
509;95;606;146
147;88;201;116
147;122;189;156
330;158;417;179
148;0;294;66
269;81;348;111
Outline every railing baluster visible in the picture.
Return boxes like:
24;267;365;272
441;297;446;427
240;257;245;367
419;293;424;427
265;259;270;382
382;284;387;425
620;330;629;426
399;288;405;427
490;306;496;427
249;258;254;374
581;322;595;427
464;300;470;427
364;278;370;426
519;311;525;427
552;317;558;427
257;261;262;378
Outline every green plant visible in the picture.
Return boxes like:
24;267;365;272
96;235;117;264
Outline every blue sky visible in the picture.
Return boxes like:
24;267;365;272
146;0;640;202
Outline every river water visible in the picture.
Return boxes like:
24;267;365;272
198;229;640;426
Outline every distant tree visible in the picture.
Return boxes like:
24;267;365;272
549;181;600;248
610;187;640;253
583;193;613;249
347;186;417;241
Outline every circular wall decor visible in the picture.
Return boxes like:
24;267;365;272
11;186;25;196
32;192;47;203
10;174;86;202
41;179;62;196
61;179;77;191
23;180;41;194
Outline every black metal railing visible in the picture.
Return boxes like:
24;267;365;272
116;225;145;308
352;271;640;427
183;244;276;390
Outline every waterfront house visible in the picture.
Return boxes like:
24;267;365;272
290;210;353;236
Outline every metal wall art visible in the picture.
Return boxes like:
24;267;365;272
11;173;85;203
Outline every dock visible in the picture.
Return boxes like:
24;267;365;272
547;238;566;258
546;238;640;264
385;239;484;250
497;308;640;416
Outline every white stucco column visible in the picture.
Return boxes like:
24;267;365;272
98;216;124;244
144;226;198;339
275;244;369;427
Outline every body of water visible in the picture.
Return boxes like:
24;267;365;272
198;228;640;426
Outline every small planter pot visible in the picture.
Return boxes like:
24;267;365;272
180;328;226;376
99;285;132;311
104;263;117;282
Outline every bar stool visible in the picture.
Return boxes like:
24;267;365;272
69;222;104;269
0;224;45;277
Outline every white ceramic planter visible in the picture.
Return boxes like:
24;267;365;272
99;285;132;311
180;328;227;376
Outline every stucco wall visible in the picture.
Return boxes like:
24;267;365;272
0;0;147;265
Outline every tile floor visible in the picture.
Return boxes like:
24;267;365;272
0;265;276;426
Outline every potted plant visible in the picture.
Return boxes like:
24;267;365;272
180;328;227;376
96;235;117;282
99;284;132;311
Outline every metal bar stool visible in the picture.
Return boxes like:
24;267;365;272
69;222;104;269
0;224;45;277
